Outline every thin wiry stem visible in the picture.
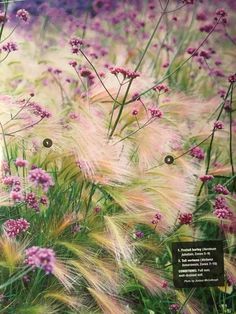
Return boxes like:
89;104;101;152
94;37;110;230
229;85;235;192
0;121;11;174
197;83;232;197
113;118;153;145
79;49;121;105
109;0;170;138
123;16;222;107
4;96;33;126
177;288;196;314
0;23;19;44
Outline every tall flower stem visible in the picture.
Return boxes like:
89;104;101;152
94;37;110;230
197;83;232;197
122;16;222;108
109;0;170;138
0;121;11;174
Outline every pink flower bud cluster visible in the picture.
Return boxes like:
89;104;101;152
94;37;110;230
25;246;56;274
3;218;30;237
213;196;232;219
109;66;140;79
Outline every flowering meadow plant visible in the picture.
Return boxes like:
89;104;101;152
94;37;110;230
0;0;235;313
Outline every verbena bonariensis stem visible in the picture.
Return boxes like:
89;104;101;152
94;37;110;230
197;83;233;198
109;0;170;138
79;49;122;105
122;16;222;108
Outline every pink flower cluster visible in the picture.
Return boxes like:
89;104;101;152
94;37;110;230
152;84;169;93
199;174;214;183
214;121;224;130
27;102;51;119
3;218;30;237
2;42;18;53
2;176;21;186
187;47;198;56
16;9;30;23
135;230;144;238
25;192;39;212
149;107;163;118
179;213;192;225
190;146;205;160
1;160;10;174
109;66;140;79
15;158;28;167
69;37;83;54
214;184;229;195
25;246;56;274
228;73;236;83
213;196;232;219
25;192;48;212
28;168;54;192
169;303;180;312
2;175;23;203
152;212;162;225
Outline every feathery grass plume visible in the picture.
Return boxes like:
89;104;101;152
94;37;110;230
104;215;133;261
0;236;27;271
176;290;203;314
49;212;78;239
52;260;78;291
137;169;196;230
131;122;175;168
58;241;121;292
125;263;166;295
67;108;133;185
87;287;132;314
44;291;82;311
70;260;119;294
105;185;156;213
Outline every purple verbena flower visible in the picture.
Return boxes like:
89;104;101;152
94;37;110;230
10;190;23;202
149;107;163;118
199;174;214;183
27;102;51;119
179;213;193;224
3;218;30;237
16;9;30;22
25;246;56;274
169;303;180;312
25;192;39;212
15;158;28;167
2;42;18;53
214;184;229;195
214;121;224;130
190;147;205;160
28;168;54;192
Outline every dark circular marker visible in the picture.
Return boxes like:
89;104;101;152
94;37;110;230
43;138;53;148
164;155;174;164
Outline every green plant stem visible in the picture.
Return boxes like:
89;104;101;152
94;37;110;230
123;16;222;107
0;0;9;41
79;49;121;105
109;0;170;138
177;288;196;314
107;82;123;137
197;84;232;197
0;121;11;174
229;86;235;180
